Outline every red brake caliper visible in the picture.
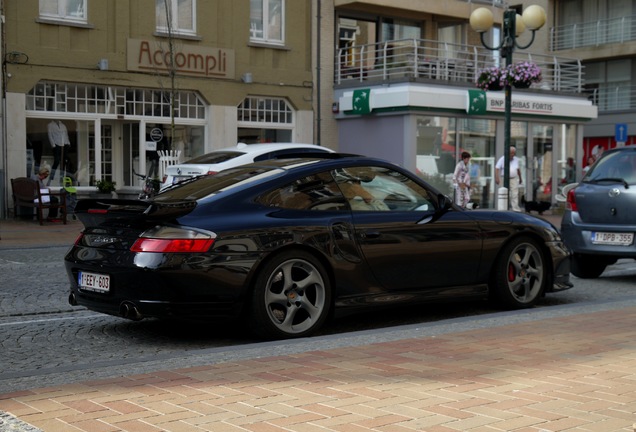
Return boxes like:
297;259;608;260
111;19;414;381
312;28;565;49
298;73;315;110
508;262;516;282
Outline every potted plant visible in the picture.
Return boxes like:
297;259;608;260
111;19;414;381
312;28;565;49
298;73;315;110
476;62;542;90
94;179;117;197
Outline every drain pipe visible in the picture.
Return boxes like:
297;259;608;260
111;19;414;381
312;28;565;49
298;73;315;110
315;0;321;147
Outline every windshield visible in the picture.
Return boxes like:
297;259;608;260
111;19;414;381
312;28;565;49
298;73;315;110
584;149;636;184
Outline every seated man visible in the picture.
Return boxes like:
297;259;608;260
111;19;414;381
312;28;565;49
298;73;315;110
337;167;389;211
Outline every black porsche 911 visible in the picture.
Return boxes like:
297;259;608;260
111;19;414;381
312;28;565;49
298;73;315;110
65;154;572;339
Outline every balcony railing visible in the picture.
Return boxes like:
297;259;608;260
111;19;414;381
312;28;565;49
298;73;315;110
336;38;585;93
550;15;636;50
583;84;636;112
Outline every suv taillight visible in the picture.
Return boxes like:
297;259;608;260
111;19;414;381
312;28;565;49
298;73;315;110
565;188;577;212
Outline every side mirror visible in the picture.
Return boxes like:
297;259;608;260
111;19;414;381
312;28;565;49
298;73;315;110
438;194;453;212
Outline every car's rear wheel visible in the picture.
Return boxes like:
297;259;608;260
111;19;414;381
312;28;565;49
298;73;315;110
492;237;545;309
250;250;331;339
571;253;607;279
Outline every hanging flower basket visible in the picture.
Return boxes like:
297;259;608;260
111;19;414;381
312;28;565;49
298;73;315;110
476;66;508;91
509;61;542;88
476;61;542;91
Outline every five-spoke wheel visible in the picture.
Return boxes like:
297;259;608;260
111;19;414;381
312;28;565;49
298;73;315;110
251;251;331;339
492;237;546;308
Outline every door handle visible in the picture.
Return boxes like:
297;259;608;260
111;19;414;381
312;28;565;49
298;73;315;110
361;230;381;239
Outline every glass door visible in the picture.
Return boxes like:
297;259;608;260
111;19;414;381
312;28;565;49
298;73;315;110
531;124;554;203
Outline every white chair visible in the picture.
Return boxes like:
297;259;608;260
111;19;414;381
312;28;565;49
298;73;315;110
158;150;182;181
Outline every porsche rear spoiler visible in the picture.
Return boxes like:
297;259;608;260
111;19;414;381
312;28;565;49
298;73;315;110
74;198;197;227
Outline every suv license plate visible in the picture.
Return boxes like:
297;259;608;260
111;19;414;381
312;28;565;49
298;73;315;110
78;271;111;293
591;232;634;246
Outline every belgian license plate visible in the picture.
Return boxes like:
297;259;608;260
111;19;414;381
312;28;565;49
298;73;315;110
78;271;111;293
591;232;634;246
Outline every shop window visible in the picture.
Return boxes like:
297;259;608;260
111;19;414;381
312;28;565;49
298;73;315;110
39;0;87;23
237;96;293;143
26;81;205;120
156;0;196;37
250;0;284;45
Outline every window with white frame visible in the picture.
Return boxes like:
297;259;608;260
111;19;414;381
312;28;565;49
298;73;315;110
39;0;87;23
250;0;285;44
156;0;196;36
237;96;293;143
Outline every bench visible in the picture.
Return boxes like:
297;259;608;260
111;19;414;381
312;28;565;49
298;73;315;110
10;177;67;225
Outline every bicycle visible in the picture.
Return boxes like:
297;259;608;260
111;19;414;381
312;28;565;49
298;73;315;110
133;169;161;200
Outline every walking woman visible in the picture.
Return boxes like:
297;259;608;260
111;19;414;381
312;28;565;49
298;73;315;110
453;151;471;208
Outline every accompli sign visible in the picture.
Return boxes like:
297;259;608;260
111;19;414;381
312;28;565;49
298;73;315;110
127;38;235;79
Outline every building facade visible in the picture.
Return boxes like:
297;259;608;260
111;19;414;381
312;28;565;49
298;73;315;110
2;0;601;217
1;0;316;214
316;0;597;209
551;0;636;170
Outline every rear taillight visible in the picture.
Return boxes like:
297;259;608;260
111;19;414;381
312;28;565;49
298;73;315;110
565;188;577;212
131;226;216;253
162;175;167;183
206;170;218;176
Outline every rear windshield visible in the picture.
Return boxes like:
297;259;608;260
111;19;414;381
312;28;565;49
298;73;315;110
584;149;636;184
154;166;282;201
184;151;243;164
154;159;320;201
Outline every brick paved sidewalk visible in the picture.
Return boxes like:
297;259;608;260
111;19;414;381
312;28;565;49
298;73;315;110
0;218;82;249
1;307;635;432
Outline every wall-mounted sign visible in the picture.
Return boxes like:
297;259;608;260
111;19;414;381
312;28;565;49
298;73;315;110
149;127;163;142
127;38;235;79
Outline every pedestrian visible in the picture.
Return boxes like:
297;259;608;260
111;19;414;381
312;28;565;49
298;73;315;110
32;166;61;221
495;146;523;211
564;157;576;184
453;151;471;208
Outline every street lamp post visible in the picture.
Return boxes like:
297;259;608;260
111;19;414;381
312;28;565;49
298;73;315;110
469;5;546;206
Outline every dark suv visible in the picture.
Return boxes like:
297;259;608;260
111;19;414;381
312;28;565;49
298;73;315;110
561;146;636;278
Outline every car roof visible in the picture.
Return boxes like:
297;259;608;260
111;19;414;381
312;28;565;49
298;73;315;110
156;155;397;202
215;142;332;154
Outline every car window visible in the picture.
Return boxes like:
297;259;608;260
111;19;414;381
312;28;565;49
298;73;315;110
332;166;435;211
258;172;348;211
184;151;244;164
585;150;636;184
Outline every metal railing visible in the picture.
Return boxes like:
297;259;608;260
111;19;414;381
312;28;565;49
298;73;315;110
583;83;636;112
550;15;636;50
336;38;585;93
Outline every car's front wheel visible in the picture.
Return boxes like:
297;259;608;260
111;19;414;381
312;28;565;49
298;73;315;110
571;253;607;279
250;250;331;339
492;237;546;309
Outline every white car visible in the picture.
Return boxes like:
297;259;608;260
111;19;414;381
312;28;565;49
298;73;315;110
160;143;334;190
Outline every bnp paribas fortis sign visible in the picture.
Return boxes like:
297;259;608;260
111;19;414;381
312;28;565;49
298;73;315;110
127;38;235;79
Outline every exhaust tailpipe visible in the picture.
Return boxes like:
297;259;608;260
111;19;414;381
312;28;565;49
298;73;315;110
120;302;143;321
68;292;78;306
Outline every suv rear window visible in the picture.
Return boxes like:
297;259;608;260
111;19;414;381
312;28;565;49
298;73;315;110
584;148;636;184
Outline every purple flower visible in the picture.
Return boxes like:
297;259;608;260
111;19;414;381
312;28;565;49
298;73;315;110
476;62;542;90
